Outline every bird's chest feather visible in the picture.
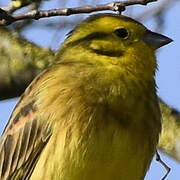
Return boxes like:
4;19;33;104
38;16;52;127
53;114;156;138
30;100;160;180
30;75;161;180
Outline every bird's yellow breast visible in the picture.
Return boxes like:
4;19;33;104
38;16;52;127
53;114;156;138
28;62;161;180
30;98;159;180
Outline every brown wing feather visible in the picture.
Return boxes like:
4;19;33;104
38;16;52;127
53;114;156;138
0;101;52;180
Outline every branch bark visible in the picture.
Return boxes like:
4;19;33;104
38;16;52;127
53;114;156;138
0;0;157;25
159;100;180;162
0;27;54;100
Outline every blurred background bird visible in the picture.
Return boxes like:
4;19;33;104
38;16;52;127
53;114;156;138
0;13;172;180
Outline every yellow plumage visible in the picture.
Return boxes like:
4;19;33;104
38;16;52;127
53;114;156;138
0;14;172;180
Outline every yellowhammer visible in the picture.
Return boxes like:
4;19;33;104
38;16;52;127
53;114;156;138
0;14;172;180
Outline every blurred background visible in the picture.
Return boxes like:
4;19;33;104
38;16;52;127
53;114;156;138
0;0;179;179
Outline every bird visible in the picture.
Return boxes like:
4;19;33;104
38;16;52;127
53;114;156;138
0;13;172;180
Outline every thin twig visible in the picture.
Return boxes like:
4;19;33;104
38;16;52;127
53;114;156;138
156;150;171;180
0;0;157;26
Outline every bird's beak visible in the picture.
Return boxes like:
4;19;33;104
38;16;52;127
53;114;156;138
143;30;173;49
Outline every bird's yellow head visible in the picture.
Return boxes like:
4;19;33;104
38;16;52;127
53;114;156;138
58;13;172;81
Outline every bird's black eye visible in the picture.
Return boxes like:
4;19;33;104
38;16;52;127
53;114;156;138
114;28;129;39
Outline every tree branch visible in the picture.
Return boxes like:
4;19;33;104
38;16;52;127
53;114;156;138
0;27;54;100
158;100;180;162
0;0;157;26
